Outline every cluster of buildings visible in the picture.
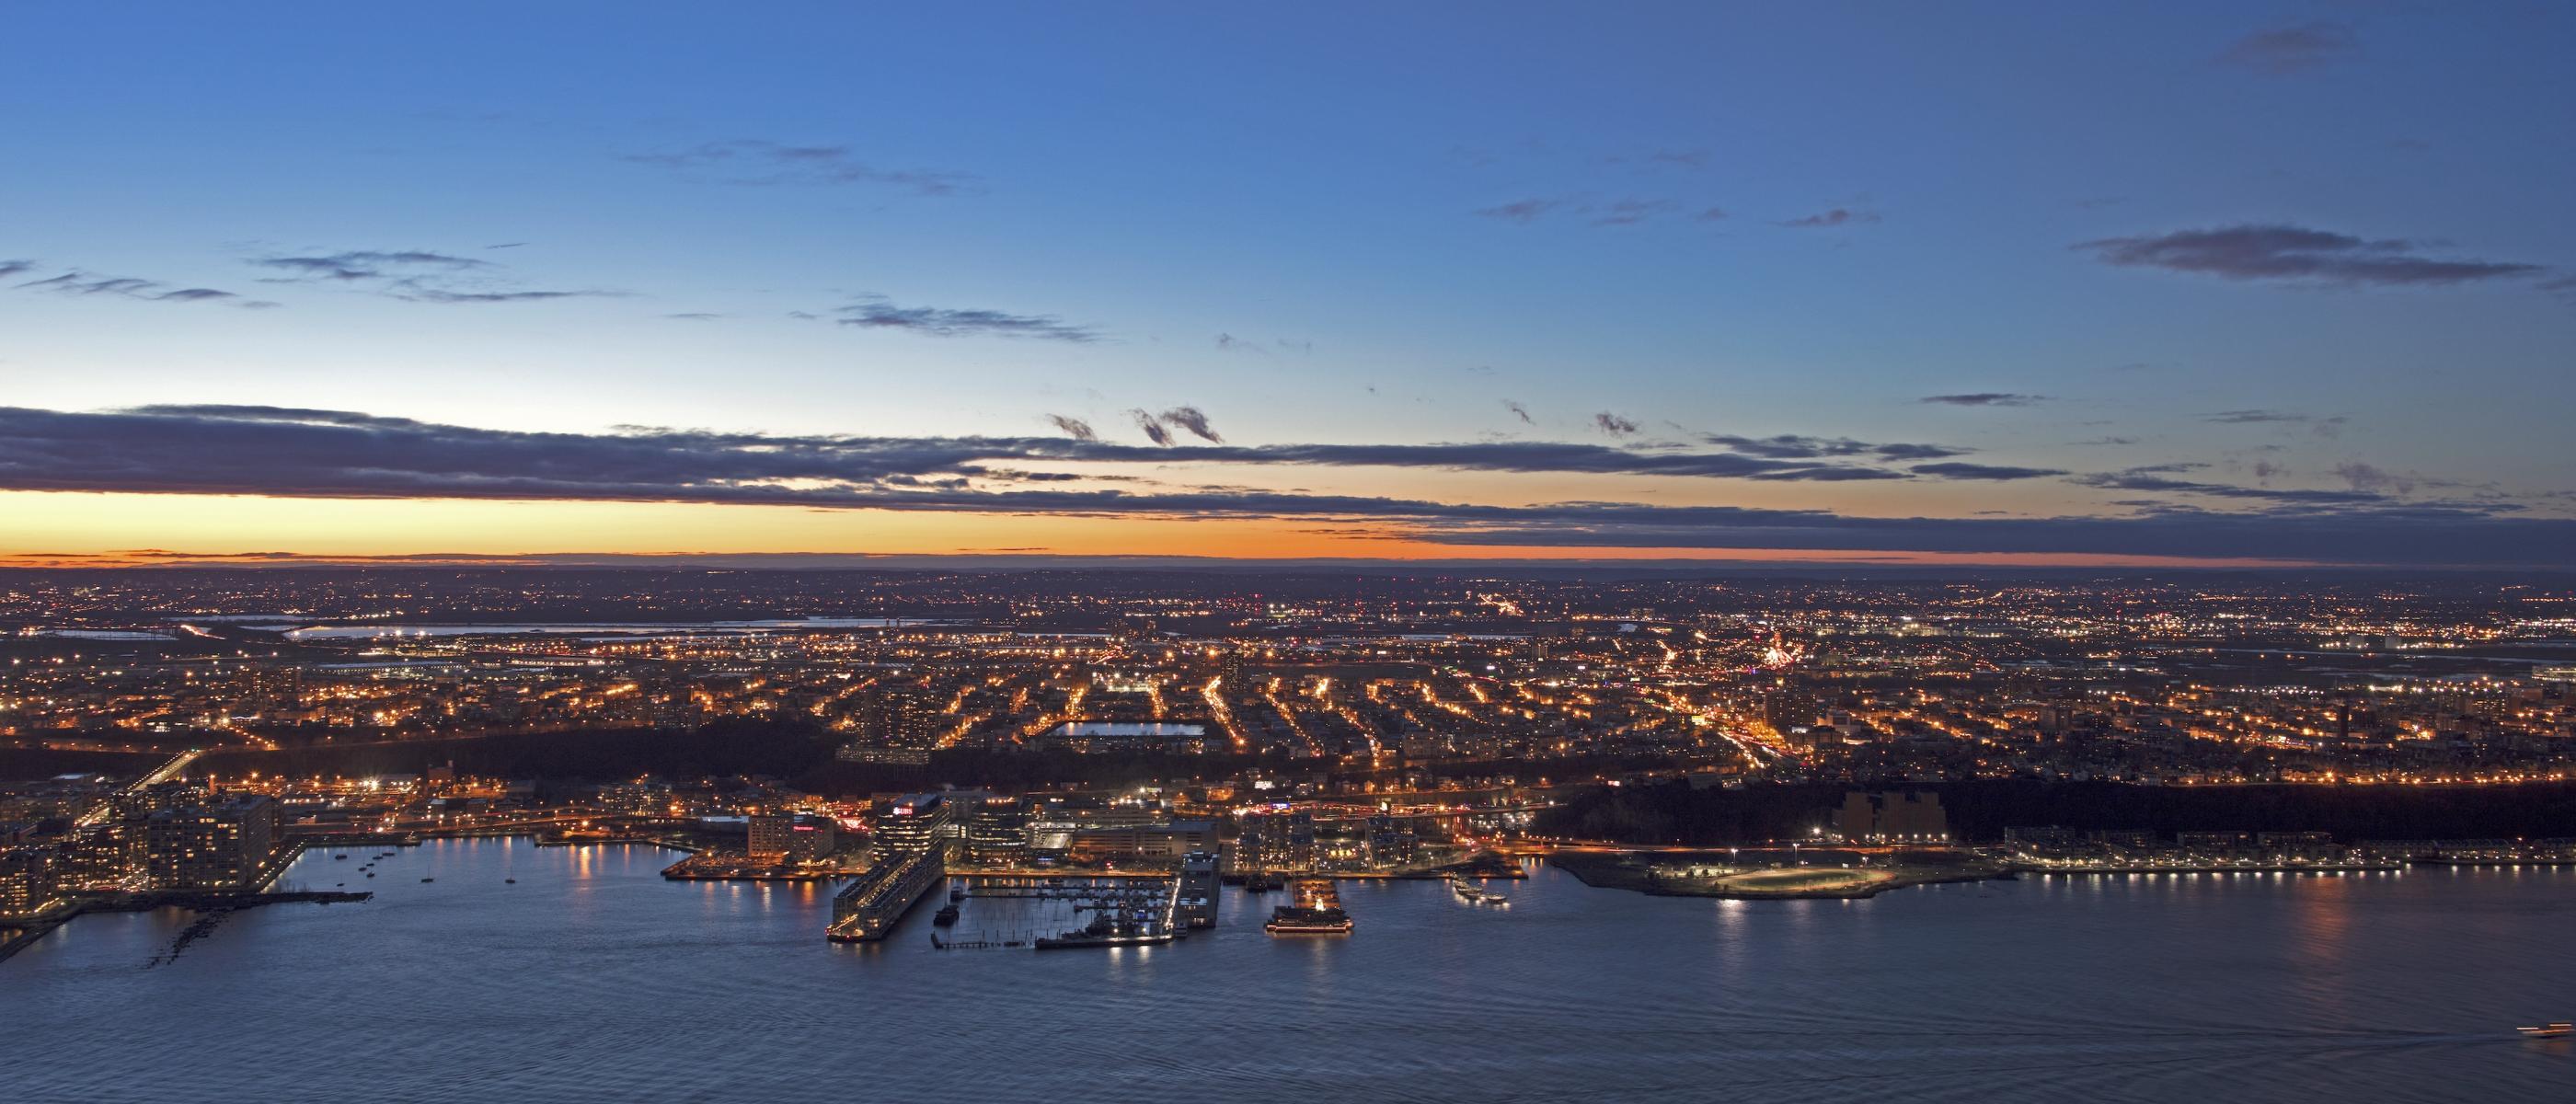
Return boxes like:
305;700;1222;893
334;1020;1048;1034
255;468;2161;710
0;768;283;919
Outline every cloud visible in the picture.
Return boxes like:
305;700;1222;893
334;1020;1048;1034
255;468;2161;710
2204;409;2348;438
1921;393;2046;408
1158;406;1222;443
835;297;1099;342
2219;22;2357;75
2071;467;2383;506
1696;207;1729;222
1127;408;1174;445
397;287;611;304
1777;208;1880;228
1472;198;1562;223
10;264;275;309
2076;224;2544;287
625;140;978;195
1593;411;1639;436
1045;414;1097;442
1909;462;2067;481
1591;199;1677;226
250;247;614;305
1704;434;1969;462
2205;409;2304;424
0;405;2562;566
1502;400;1534;425
253;250;489;282
662;312;722;320
2333;462;2415;496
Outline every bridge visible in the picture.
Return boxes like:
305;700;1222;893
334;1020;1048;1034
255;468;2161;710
75;748;202;828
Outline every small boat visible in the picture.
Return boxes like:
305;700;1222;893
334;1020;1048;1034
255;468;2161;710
335;854;350;860
932;903;960;926
366;872;375;878
2517;1022;2574;1039
949;885;967;903
420;877;435;883
505;878;517;884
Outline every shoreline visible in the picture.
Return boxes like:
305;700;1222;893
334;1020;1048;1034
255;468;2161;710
1548;851;2007;900
1;889;372;964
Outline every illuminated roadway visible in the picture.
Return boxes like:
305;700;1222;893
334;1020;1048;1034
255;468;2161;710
76;747;202;827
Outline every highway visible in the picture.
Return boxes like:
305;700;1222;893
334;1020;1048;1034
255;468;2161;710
75;747;202;827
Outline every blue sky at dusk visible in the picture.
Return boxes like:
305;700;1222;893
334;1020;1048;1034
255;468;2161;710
4;3;2572;567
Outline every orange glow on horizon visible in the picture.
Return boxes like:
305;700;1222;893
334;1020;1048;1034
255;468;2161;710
0;490;2309;570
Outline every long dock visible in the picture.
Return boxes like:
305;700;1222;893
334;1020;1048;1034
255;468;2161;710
826;849;944;942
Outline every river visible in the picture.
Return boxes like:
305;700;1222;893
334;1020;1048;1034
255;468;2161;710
7;838;2571;1102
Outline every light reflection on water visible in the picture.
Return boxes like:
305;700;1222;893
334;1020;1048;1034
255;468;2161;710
7;838;2572;1103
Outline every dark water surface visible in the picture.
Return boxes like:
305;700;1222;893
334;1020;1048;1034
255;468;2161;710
8;839;2572;1102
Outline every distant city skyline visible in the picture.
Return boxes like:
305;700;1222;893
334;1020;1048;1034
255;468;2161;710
6;3;2573;568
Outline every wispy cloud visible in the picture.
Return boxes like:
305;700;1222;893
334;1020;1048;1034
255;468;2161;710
625;139;979;195
1158;406;1223;444
253;250;488;282
1591;199;1677;226
10;262;276;309
1127;408;1174;445
1704;434;1969;462
1921;393;2046;408
250;247;616;305
1502;399;1534;425
1045;414;1097;441
835;297;1099;342
2204;408;2348;438
1910;461;2066;481
2076;224;2543;287
1777;208;1880;228
1474;198;1566;224
2218;22;2357;75
1593;411;1640;436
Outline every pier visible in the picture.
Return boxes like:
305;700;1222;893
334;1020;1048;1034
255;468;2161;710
826;849;945;943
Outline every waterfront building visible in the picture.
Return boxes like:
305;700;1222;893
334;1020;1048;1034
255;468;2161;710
1366;813;1420;865
142;796;279;891
875;794;953;857
1235;811;1317;871
1063;821;1215;865
748;814;839;861
0;846;57;916
965;797;1029;866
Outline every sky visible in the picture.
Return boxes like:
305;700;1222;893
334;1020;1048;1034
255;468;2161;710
4;2;2573;569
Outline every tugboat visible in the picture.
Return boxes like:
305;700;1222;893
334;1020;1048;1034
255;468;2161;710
1265;879;1353;935
2517;1022;2574;1039
949;883;967;903
932;903;960;926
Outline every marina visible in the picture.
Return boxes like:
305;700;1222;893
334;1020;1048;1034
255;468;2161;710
928;872;1187;950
